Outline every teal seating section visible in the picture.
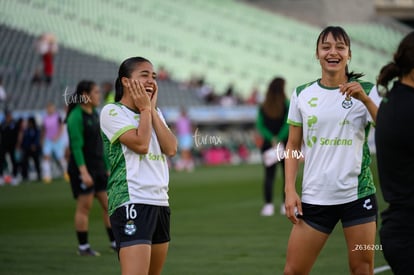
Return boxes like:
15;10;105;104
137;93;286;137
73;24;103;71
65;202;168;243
0;0;406;97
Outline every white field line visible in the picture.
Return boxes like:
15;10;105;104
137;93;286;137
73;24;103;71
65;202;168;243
374;265;391;274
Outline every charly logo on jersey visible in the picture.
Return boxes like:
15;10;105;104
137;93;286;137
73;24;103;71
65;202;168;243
109;109;118;116
363;199;373;210
341;97;353;109
308;97;318;107
124;220;137;236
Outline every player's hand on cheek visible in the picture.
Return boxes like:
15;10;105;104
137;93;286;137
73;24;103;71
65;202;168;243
127;79;151;112
151;82;158;110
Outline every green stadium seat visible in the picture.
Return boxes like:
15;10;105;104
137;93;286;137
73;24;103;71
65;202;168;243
0;0;406;102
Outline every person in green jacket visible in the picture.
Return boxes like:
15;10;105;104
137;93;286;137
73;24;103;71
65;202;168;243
66;80;115;256
256;77;289;216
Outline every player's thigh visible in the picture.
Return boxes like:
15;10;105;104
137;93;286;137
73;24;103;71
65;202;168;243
53;138;65;160
119;244;151;275
341;194;377;273
42;139;52;157
95;190;108;211
76;193;94;212
343;222;376;273
284;220;329;275
149;242;169;275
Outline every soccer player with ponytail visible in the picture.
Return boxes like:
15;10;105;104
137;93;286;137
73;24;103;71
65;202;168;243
284;26;381;274
376;31;414;275
100;57;177;275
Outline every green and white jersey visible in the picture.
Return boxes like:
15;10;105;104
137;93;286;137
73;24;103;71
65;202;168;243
287;79;381;205
100;103;169;215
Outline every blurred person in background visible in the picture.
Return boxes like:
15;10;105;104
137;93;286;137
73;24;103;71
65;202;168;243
175;107;194;172
32;33;58;85
66;80;115;256
102;81;115;104
21;116;42;181
219;84;238;107
100;56;177;275
0;110;20;185
256;77;289;216
157;65;170;81
0;76;7;107
284;26;381;274
246;85;261;105
14;117;25;181
375;31;414;275
195;77;217;104
41;102;67;183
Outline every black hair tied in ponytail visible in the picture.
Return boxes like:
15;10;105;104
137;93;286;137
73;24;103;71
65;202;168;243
114;77;123;102
377;31;414;95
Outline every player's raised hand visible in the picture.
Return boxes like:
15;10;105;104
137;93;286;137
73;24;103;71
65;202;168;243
339;82;369;103
127;79;151;112
150;81;158;111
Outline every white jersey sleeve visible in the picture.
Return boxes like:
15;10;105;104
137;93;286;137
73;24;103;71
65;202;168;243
100;104;135;144
287;89;303;126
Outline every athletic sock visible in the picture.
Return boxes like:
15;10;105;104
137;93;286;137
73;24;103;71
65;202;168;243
78;243;90;250
60;158;67;174
76;231;88;246
42;159;51;179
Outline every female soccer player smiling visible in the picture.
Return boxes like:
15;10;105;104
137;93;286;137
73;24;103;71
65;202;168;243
100;56;177;275
283;26;381;275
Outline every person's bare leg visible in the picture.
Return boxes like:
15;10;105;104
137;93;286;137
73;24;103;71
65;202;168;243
95;191;111;228
149;242;169;275
343;222;376;275
75;193;94;231
119;244;151;275
42;155;52;182
284;220;329;275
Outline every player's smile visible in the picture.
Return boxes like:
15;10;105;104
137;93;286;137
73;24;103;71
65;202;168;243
326;58;340;64
144;86;154;97
324;57;343;69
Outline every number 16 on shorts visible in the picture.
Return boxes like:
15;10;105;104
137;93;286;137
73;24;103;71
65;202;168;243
124;204;137;236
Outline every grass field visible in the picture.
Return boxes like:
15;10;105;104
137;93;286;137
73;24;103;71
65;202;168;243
0;162;392;275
